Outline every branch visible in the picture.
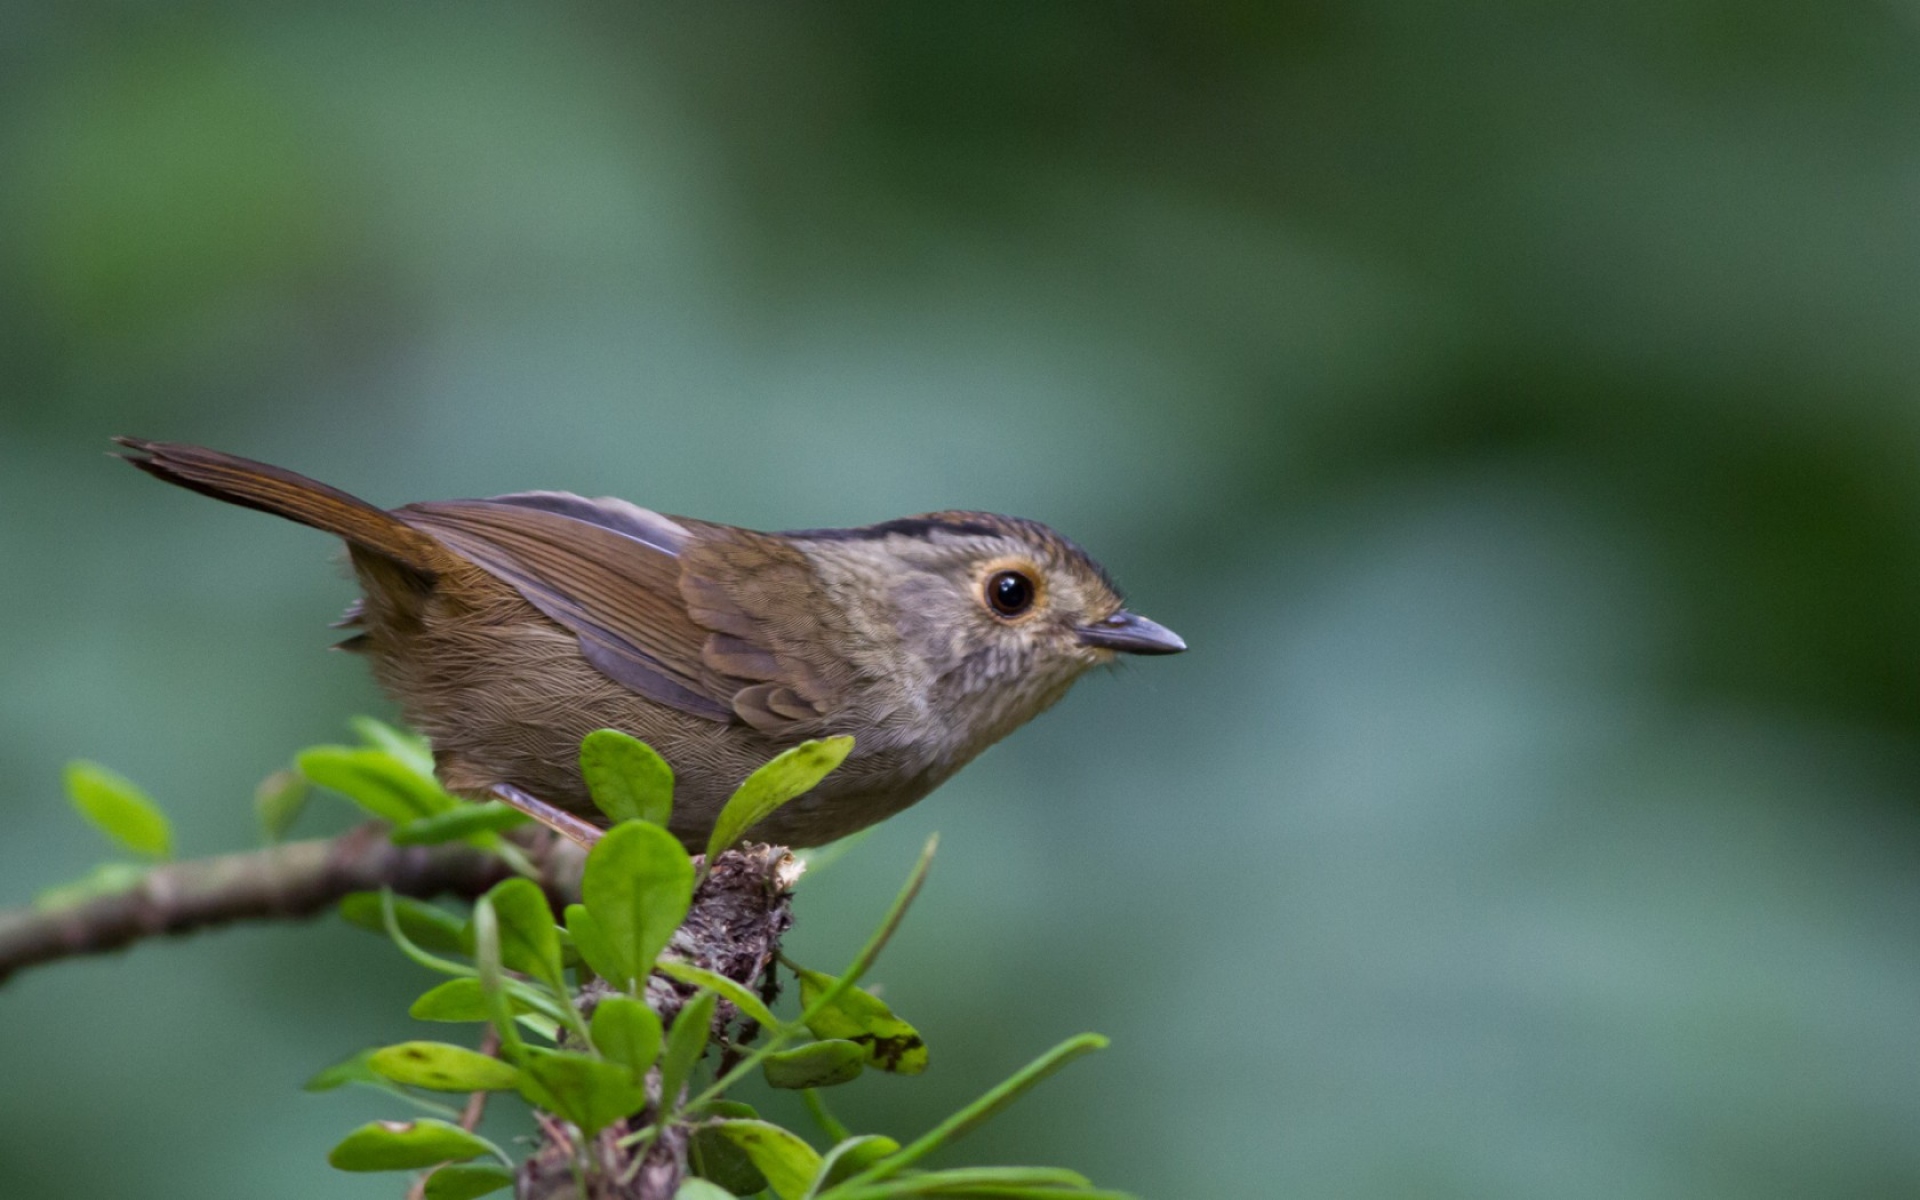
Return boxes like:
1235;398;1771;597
0;823;802;1200
0;823;576;985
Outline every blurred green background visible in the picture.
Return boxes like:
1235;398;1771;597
6;4;1920;1197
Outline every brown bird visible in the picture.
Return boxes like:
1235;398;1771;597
116;438;1185;849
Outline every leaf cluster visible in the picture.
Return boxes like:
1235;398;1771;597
43;721;1126;1199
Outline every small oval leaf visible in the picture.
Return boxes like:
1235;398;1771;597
705;737;853;862
517;1048;650;1138
340;892;470;955
794;965;929;1074
408;979;562;1031
350;715;437;776
760;1039;865;1089
590;995;663;1080
304;1047;384;1093
410;979;493;1023
299;746;453;821
580;729;675;826
580;820;694;990
253;769;310;844
65;761;171;859
482;877;565;991
369;1042;522;1092
564;903;623;984
708;1119;822;1200
673;1181;736;1200
327;1119;499;1171
689;1122;769;1195
422;1162;515;1200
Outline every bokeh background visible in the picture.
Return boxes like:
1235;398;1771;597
6;4;1920;1197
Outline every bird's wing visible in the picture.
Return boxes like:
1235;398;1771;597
399;494;832;732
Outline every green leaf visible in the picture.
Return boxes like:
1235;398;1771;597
32;861;147;911
591;995;663;1079
517;1048;649;1137
303;1047;386;1093
658;990;717;1112
690;1120;770;1195
391;802;530;845
302;1049;464;1118
422;1163;516;1200
327;1119;500;1172
795;966;928;1074
580;820;694;990
253;769;310;843
408;979;569;1034
410;979;495;1022
580;729;675;826
65;760;171;859
472;895;525;1060
813;1134;901;1191
761;1040;865;1090
482;878;565;992
564;903;622;983
350;715;437;776
705;737;853;862
340;892;470;956
299;745;453;821
674;1181;738;1200
659;960;781;1030
369;1042;522;1092
708;1119;823;1200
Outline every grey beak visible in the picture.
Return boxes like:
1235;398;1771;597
1078;610;1187;656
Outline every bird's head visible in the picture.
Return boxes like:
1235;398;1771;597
792;511;1184;757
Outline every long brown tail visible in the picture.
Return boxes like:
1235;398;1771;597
115;438;443;573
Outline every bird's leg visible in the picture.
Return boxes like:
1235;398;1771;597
491;782;604;849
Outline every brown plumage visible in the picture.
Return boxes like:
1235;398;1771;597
116;438;1185;849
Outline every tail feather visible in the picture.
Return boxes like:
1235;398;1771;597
114;438;443;575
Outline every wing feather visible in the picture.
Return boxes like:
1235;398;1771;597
401;496;834;733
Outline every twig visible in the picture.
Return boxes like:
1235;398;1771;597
460;1026;501;1131
0;823;581;985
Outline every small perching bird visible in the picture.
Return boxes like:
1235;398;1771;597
117;438;1185;849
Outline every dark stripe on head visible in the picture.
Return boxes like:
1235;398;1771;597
787;511;1123;597
781;516;1003;542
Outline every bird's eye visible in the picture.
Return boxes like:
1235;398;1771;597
986;570;1036;618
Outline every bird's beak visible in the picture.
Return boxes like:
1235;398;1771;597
1077;610;1187;656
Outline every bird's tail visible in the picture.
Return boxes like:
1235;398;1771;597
114;437;443;574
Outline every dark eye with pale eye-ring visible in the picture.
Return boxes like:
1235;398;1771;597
986;570;1036;618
